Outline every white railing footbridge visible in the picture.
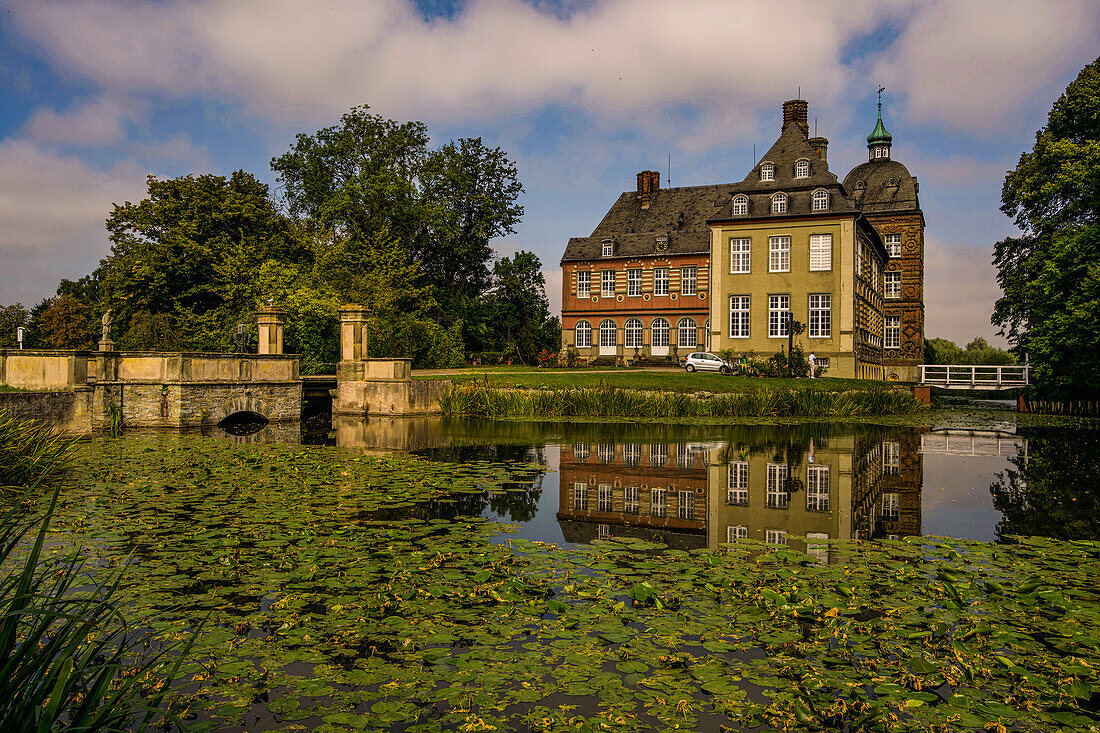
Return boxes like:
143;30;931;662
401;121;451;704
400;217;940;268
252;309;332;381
918;365;1028;390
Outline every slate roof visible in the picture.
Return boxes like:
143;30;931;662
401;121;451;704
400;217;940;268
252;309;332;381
843;159;921;215
560;183;731;262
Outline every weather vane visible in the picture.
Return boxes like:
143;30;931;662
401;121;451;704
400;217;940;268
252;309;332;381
878;86;886;114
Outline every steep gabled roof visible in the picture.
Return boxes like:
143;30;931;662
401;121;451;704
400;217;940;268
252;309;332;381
560;184;731;262
739;123;840;192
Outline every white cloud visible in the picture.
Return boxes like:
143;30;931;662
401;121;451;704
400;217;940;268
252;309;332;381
924;235;1007;347
873;0;1100;130
0;140;147;303
7;0;900;129
23;96;140;146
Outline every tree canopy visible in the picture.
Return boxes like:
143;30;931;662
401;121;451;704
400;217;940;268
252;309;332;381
992;56;1100;398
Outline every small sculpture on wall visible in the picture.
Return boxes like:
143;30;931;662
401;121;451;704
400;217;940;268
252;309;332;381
98;310;114;351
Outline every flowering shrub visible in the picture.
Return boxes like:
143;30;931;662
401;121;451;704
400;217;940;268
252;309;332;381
536;349;558;368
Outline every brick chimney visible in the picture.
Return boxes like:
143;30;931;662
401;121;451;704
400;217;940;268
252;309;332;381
808;136;828;164
636;170;660;209
782;99;809;138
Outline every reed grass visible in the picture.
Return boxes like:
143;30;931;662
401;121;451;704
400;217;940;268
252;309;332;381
438;382;925;419
0;411;75;488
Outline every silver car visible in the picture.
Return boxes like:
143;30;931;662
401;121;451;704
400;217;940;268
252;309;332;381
683;352;731;374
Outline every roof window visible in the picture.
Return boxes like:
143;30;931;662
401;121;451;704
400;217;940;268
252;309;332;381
795;159;810;178
760;163;774;182
601;239;614;257
732;195;748;216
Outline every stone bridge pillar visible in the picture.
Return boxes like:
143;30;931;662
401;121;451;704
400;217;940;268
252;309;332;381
339;305;371;362
257;308;286;355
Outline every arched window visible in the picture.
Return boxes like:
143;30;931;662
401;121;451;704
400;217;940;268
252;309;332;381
678;317;697;349
795;158;810;178
732;194;748;215
624;318;643;348
651;318;670;349
760;163;774;181
575;320;591;348
812;189;829;211
599;319;617;348
771;193;787;214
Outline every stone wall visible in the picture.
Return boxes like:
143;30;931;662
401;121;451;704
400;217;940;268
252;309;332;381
335;376;451;416
97;381;303;428
0;350;89;390
0;388;93;434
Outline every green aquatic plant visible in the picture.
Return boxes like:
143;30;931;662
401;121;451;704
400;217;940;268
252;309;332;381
20;435;1096;732
0;411;75;488
439;383;925;420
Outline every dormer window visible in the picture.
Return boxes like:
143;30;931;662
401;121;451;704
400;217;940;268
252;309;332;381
732;195;748;216
887;178;898;187
812;189;829;211
771;193;787;214
760;163;774;182
601;240;613;257
795;159;810;178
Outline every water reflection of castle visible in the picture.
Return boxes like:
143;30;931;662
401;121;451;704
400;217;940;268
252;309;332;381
558;434;922;558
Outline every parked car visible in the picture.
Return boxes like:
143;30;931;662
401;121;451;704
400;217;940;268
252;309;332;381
683;352;732;374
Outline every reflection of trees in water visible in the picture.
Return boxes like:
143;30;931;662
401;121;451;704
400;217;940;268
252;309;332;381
410;443;546;523
990;428;1100;541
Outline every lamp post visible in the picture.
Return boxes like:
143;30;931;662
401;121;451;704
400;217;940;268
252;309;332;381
17;327;24;350
787;312;794;378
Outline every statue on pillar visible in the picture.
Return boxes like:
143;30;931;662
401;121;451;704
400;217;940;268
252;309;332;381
98;310;114;352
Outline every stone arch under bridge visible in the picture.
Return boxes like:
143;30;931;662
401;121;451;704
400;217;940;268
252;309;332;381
208;393;275;426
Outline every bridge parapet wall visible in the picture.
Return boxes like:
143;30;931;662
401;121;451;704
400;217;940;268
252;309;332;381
0;350;90;390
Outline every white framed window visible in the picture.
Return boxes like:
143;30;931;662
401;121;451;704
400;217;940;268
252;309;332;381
576;271;590;298
600;270;615;297
623;443;640;465
678;490;694;520
572;482;588;510
882;493;900;521
572;443;589;460
766;463;789;507
599;319;617;350
807;466;830;511
795;158;810;178
627;269;642;296
681;266;697;295
768;295;790;338
885;316;900;349
732;194;748;215
766;529;789;546
769;236;790;272
598;483;613;512
651;318;669;349
676;443;693;468
678;317;697;348
598;443;615;462
760;163;774;181
771;193;787;214
816;357;830;371
602;240;613;257
727;525;748;542
649;443;667;467
809;233;832;271
575;320;591;348
885;234;902;258
730;238;751;273
806;532;829;564
812;189;829;211
729;295;750;338
624;486;640;514
727;462;748;505
624;318;643;349
884;441;900;475
653;268;669;295
885;271;901;299
808;293;831;338
597;524;610;540
651;487;667;517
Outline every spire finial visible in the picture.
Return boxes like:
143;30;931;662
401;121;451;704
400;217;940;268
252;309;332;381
877;86;885;117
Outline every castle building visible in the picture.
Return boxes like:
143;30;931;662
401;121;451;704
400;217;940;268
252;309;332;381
560;98;922;381
843;101;925;381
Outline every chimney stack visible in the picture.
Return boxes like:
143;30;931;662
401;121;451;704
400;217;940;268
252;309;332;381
808;136;828;164
782;99;809;138
636;170;660;209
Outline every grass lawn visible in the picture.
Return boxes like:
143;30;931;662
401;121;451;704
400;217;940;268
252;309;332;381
421;366;887;394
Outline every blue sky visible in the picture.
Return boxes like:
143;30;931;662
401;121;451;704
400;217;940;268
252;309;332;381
1;0;1097;345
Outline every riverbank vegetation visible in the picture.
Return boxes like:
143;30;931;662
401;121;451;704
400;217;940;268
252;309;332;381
11;434;1094;731
439;382;925;419
0;415;182;731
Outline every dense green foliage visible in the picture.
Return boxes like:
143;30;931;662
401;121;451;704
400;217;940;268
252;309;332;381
486;251;560;364
17;434;1098;731
0;412;74;488
993;57;1100;397
438;383;924;419
0;304;29;349
923;337;1016;366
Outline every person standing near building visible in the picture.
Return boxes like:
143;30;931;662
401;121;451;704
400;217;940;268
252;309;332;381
808;352;816;379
